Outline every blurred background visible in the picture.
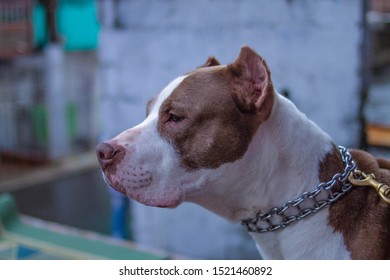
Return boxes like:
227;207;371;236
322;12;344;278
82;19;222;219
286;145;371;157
0;0;389;259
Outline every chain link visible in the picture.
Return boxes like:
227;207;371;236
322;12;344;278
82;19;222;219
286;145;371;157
241;146;357;233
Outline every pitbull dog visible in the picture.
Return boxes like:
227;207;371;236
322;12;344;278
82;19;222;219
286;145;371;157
96;46;390;259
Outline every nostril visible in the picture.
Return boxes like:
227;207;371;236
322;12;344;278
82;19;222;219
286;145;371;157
96;142;117;161
98;150;106;160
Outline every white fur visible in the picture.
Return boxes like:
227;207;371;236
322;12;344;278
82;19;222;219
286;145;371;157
247;96;351;259
252;211;351;259
135;75;188;130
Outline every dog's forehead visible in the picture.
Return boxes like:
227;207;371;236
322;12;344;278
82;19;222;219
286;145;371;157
150;65;228;115
143;75;187;124
162;66;232;110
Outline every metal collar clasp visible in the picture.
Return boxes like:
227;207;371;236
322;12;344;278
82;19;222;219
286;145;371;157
348;170;390;204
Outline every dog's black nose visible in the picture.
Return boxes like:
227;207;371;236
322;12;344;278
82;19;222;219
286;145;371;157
96;142;118;168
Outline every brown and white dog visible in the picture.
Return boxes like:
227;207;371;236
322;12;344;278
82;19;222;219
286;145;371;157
96;46;390;259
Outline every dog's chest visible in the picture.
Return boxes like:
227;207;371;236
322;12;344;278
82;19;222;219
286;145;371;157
251;210;351;259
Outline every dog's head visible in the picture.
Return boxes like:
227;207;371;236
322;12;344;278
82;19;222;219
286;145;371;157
96;46;275;209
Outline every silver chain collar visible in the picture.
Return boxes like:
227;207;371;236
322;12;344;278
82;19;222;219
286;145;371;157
241;146;357;233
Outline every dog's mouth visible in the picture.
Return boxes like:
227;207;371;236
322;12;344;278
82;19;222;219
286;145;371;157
101;172;126;195
101;170;185;208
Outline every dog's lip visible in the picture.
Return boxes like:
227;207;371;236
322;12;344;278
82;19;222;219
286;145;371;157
129;185;185;209
152;203;177;208
101;169;185;208
101;171;127;194
101;171;111;186
132;189;184;208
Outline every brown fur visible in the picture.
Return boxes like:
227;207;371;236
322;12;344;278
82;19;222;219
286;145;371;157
199;56;221;68
157;46;275;170
158;67;256;169
320;146;390;259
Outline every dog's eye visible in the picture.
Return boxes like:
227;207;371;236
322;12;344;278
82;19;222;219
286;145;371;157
168;113;184;123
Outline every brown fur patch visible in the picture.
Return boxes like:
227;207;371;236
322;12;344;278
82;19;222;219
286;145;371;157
157;49;275;169
320;146;390;259
157;68;255;169
318;144;345;193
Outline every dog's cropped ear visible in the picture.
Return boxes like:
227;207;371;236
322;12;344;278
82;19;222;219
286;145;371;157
228;46;274;117
199;56;221;68
146;96;157;117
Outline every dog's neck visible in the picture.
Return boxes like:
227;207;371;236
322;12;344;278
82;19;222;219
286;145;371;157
188;93;334;221
188;93;348;259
